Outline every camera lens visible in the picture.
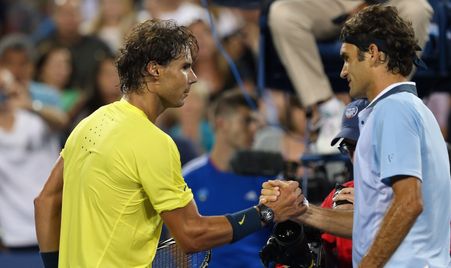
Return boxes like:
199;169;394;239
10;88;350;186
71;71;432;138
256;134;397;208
273;220;303;246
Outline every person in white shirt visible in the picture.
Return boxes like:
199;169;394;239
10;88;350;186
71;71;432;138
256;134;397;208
0;69;60;251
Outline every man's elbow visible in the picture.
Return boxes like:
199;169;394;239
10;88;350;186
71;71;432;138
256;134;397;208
405;198;423;218
34;193;44;209
34;191;62;212
177;241;200;254
34;193;48;213
177;231;206;253
175;222;210;253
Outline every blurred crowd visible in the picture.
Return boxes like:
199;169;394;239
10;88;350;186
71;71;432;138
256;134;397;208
0;0;449;258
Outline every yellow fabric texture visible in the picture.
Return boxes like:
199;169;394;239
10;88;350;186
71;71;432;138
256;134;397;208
59;99;193;267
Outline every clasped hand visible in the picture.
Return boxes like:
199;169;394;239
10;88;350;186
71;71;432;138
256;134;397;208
259;180;307;222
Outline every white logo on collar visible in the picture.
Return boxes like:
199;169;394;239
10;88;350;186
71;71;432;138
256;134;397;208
345;106;359;119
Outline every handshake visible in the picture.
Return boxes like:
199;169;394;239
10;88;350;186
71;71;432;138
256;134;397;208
258;180;307;223
258;180;314;268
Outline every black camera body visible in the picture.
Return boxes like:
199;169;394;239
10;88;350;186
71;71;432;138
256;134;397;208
260;220;315;268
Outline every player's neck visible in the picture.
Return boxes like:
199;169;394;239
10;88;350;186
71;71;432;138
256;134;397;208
123;91;164;123
367;73;407;102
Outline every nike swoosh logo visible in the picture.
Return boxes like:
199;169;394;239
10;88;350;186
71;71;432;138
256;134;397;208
238;215;246;225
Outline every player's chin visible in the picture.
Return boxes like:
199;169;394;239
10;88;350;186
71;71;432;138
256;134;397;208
349;89;361;99
174;100;185;108
171;94;188;107
349;87;366;99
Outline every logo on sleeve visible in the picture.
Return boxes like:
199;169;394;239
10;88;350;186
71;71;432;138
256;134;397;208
388;153;394;163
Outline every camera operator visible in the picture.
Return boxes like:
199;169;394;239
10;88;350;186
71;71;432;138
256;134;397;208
320;99;368;268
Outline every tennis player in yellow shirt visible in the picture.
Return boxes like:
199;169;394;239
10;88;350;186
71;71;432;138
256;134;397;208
34;19;306;268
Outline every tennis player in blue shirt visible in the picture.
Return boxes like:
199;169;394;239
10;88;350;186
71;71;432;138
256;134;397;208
261;5;451;267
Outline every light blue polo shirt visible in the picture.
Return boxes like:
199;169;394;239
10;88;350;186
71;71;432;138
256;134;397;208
353;82;451;267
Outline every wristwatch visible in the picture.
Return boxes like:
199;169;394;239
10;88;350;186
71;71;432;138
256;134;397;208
257;204;274;224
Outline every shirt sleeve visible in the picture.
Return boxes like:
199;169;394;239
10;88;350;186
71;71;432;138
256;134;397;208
139;135;193;214
373;100;422;185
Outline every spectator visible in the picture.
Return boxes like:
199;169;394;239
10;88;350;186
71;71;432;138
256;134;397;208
64;53;121;143
188;19;224;95
37;0;112;92
35;45;84;121
138;0;208;27
170;81;214;153
280;95;308;164
0;33;68;131
254;93;307;171
0;68;60;252
424;91;450;140
72;54;121;121
320;99;369;268
268;0;433;154
183;90;270;267
81;0;138;52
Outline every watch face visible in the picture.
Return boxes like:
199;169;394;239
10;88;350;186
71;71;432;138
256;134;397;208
261;207;274;222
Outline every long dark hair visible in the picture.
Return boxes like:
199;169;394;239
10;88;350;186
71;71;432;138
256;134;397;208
116;19;198;94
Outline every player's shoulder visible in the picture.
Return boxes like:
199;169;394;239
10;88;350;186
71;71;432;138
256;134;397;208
378;91;420;110
374;93;422;121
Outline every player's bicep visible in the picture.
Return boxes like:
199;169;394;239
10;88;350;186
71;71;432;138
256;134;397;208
38;156;64;198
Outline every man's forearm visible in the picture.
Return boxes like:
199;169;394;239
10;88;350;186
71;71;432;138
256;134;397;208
293;205;354;238
34;194;62;252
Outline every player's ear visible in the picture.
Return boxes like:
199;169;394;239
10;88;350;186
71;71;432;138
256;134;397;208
368;44;382;64
213;116;227;130
146;61;160;78
378;51;387;63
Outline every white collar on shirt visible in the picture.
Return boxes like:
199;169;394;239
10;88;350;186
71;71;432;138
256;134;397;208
367;81;416;108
